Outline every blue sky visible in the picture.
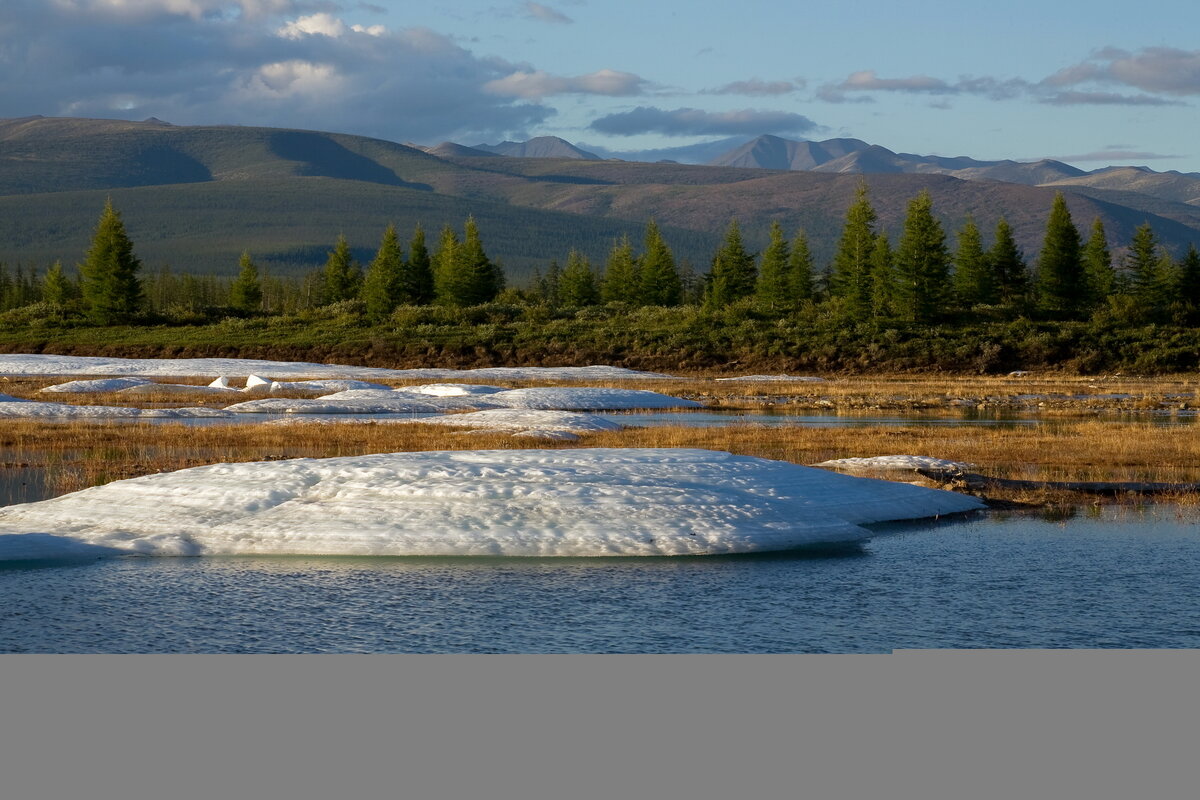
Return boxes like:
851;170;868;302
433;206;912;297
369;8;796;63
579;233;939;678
2;1;1198;170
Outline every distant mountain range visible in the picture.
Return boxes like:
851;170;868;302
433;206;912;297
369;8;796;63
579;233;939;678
1;116;1197;279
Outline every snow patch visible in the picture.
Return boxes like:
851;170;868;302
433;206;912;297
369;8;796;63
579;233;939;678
40;378;155;393
0;449;983;559
813;455;974;474
0;399;236;419
0;355;671;381
403;383;508;396
715;375;826;382
398;409;622;434
268;379;393;394
487;387;701;411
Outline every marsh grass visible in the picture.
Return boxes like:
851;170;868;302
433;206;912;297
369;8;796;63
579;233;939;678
4;414;1200;506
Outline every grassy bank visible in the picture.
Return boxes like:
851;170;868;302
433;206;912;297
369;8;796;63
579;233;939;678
5;416;1199;507
3;302;1200;373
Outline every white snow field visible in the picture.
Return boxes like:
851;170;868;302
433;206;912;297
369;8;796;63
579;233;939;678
267;379;394;394
0;449;982;560
0;354;670;381
814;455;974;474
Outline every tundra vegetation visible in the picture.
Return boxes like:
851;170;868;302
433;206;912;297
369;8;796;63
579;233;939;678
1;188;1199;373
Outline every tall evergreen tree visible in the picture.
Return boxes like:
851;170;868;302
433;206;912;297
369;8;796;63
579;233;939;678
952;216;994;307
321;234;362;304
1126;222;1170;313
828;180;877;320
869;232;895;318
989;217;1028;308
705;220;757;307
638;219;681;306
893;190;950;324
436;217;503;306
1176;243;1200;319
432;224;460;304
360;225;404;322
41;262;76;307
755;221;792;310
558;250;600;307
1080;217;1116;311
1034;193;1083;319
79;198;143;323
601;235;638;304
229;251;263;314
789;230;815;303
398;223;434;305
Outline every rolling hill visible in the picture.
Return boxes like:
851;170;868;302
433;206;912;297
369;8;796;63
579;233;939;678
1;117;1198;281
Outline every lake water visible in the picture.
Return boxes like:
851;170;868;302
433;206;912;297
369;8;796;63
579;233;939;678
3;507;1197;653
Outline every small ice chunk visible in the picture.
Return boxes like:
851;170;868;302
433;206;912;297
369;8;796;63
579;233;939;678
208;376;232;389
244;375;271;390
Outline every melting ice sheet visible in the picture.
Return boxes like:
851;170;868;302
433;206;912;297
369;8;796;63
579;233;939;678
0;449;983;560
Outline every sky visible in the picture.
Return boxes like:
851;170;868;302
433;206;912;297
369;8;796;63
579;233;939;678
2;0;1199;171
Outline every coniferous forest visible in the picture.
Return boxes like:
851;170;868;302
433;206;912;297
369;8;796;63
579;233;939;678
2;185;1199;373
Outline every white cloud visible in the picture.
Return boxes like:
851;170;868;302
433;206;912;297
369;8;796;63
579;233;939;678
522;2;573;24
484;68;645;99
0;2;556;143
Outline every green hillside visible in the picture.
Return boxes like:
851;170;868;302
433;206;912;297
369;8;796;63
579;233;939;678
2;116;1197;280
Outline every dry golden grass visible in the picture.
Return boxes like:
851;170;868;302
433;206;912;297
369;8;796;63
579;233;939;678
3;415;1199;506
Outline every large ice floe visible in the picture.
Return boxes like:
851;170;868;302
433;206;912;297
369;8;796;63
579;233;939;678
0;354;669;381
0;449;982;560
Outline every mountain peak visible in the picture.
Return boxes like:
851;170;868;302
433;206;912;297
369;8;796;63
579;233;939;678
473;136;600;160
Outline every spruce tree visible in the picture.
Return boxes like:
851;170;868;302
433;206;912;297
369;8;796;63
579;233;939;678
601;235;638;304
893;190;950;324
321;234;362;304
638;219;681;306
1126;223;1169;313
558;250;600;307
869;232;895;318
952;216;994;307
754;221;792;310
989;217;1028;308
829;180;877;320
432;224;460;305
1034;193;1083;319
399;223;434;305
229;251;263;314
79;198;143;323
361;225;404;322
789;231;815;303
705;220;757;307
1080;218;1116;311
41;262;76;306
436;218;502;306
1176;243;1200;320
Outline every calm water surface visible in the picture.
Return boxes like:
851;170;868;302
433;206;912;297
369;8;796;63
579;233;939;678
3;507;1197;653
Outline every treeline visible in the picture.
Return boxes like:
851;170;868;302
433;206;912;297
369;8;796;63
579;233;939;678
4;189;1200;331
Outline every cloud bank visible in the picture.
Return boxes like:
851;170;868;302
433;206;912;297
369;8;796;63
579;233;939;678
0;2;574;142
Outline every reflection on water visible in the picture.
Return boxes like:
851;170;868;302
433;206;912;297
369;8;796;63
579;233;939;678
1;507;1197;653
